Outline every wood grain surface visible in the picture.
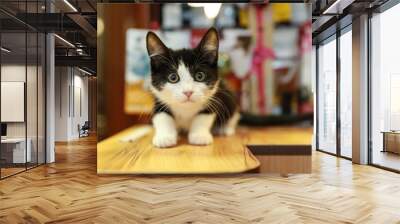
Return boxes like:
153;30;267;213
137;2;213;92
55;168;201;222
97;125;260;174
1;127;400;223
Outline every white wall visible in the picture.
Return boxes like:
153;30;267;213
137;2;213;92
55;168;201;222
54;67;89;141
55;67;69;141
1;65;34;138
1;65;26;135
77;71;89;138
1;63;46;164
69;73;89;139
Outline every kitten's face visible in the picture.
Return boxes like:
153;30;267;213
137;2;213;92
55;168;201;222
146;28;219;106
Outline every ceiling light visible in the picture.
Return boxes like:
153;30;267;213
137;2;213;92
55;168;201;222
54;34;75;48
63;0;78;12
1;47;11;53
204;4;221;19
78;67;93;76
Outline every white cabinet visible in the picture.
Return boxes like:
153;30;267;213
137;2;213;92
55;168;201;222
1;138;32;163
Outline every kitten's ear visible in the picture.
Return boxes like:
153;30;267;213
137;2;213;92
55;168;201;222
197;28;219;62
146;31;168;57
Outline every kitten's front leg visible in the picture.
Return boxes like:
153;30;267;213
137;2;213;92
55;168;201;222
152;112;177;148
188;113;215;145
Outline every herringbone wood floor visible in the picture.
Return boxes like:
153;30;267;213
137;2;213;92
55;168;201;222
1;127;400;224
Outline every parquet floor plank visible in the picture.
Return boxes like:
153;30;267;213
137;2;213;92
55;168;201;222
0;127;399;223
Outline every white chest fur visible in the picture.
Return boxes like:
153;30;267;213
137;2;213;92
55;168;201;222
171;103;205;131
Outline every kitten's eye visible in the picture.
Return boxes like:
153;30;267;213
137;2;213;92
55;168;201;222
167;73;179;83
194;72;206;82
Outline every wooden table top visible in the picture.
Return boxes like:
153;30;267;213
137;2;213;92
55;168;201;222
97;125;261;174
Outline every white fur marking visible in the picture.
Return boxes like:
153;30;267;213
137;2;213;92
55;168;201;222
188;113;215;145
152;112;178;148
224;112;240;136
177;61;193;84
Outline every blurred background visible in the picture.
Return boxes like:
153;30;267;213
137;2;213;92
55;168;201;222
98;3;312;140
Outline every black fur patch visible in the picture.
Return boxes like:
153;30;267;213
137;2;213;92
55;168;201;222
149;48;218;91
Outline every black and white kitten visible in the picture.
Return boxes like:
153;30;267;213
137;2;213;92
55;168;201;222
146;28;239;148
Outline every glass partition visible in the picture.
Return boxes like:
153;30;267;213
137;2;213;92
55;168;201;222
371;4;400;171
317;36;337;154
1;30;28;177
38;32;45;165
339;28;352;158
27;30;38;169
0;2;46;179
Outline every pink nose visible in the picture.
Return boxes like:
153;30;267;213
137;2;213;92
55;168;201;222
183;91;193;98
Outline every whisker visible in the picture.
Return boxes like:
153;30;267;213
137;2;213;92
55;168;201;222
211;96;231;123
203;96;221;122
207;97;228;124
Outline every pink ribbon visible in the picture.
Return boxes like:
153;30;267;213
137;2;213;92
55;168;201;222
251;5;275;114
299;21;312;55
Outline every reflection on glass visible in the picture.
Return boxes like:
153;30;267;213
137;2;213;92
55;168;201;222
340;30;352;158
318;38;337;154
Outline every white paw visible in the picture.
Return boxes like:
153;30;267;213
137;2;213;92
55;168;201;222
152;132;177;148
224;127;235;136
214;127;235;136
188;131;213;145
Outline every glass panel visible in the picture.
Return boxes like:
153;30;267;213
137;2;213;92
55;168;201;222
0;1;46;178
38;32;45;165
312;45;317;150
371;5;400;171
27;31;38;169
1;30;27;177
340;29;352;158
317;37;337;154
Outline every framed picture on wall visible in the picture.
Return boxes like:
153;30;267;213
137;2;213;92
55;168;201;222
1;82;25;122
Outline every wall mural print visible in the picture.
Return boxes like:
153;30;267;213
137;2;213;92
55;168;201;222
97;3;313;175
